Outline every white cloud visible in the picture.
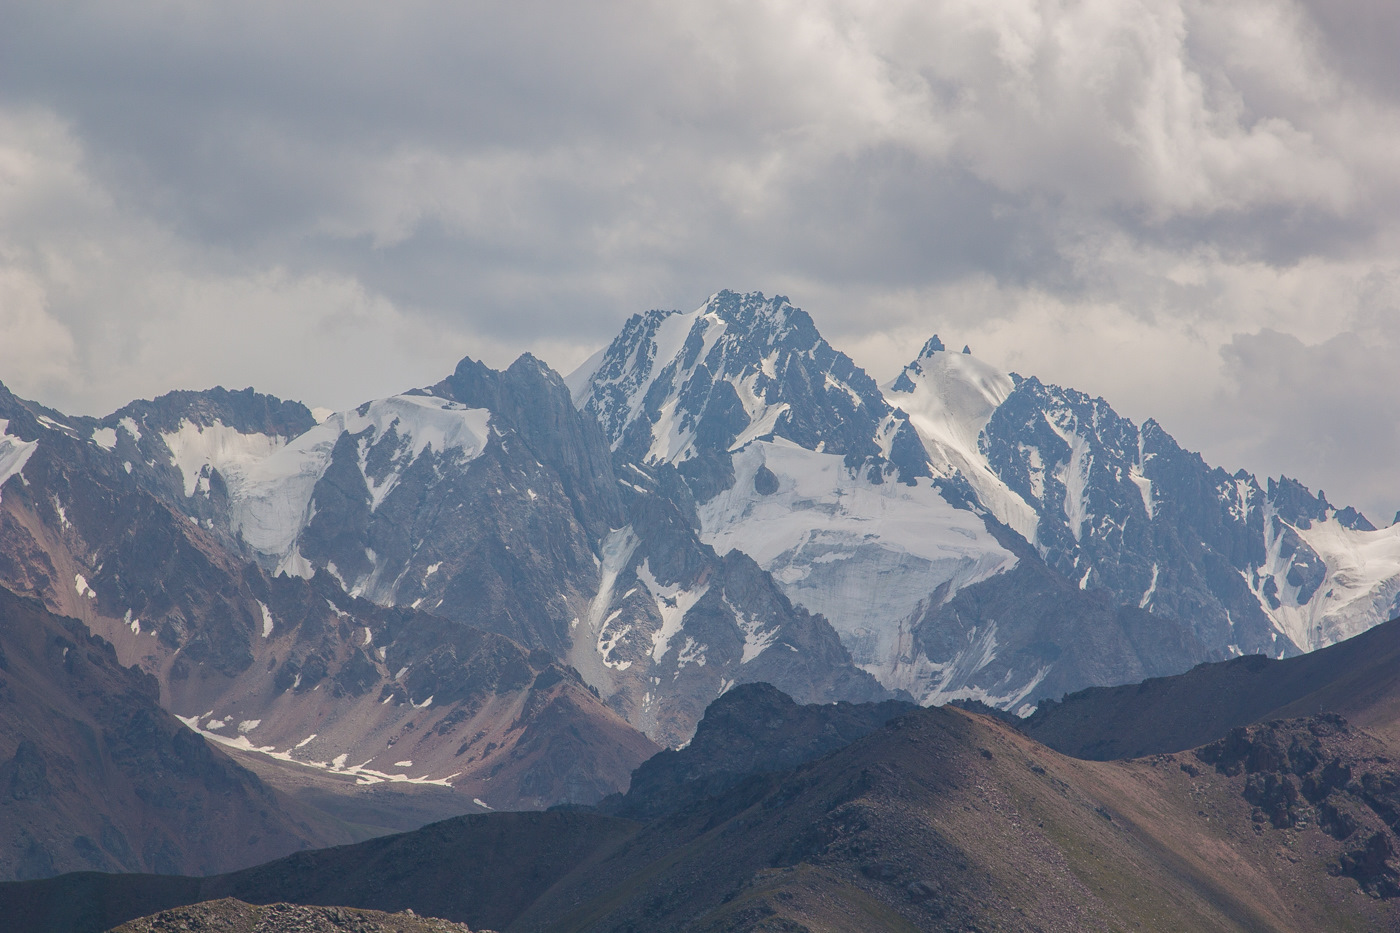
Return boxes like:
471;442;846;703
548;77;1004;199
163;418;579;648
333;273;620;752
0;0;1397;518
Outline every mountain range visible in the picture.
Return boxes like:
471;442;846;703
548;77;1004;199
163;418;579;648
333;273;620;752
2;288;1399;890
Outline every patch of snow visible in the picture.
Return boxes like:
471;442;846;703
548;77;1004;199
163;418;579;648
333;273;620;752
473;797;494;811
727;399;791;452
276;544;315;580
91;427;118;450
1045;414;1092;542
394;759;413;767
597;622;634;671
729;598;780;664
917;622;1051;710
171;715;455;787
162;420;285;498
563;344;610;402
257;600;275;638
630;308;712;447
0;421;39;501
571;302;735;461
36;414;76;435
571;527;641;680
675;636;707;671
125;609;140;634
74;573;96;599
1131;426;1155;520
237;719;261;733
637;560;709;662
1023;445;1045;500
295;734;317;748
119;417;142;442
1139;563;1159;609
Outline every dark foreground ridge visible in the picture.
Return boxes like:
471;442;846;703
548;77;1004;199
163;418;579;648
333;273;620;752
1022;614;1400;759
5;681;1399;932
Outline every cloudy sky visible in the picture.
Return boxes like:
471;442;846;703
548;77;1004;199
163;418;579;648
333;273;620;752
1;1;1397;522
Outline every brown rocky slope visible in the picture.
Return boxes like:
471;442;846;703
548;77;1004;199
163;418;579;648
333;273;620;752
0;585;348;880
6;692;1399;931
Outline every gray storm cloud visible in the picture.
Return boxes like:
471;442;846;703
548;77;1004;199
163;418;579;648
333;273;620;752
0;0;1396;521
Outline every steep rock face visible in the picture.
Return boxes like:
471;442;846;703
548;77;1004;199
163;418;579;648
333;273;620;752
905;527;1212;713
109;372;605;659
433;353;624;542
977;376;1400;655
0;586;342;880
564;462;894;747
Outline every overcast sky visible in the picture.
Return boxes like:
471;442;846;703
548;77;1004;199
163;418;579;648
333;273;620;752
1;1;1397;523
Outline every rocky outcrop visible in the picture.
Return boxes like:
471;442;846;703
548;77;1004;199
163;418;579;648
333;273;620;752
109;899;480;933
599;682;914;820
1195;715;1400;898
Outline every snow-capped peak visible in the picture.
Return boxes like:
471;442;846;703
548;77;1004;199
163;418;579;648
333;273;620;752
570;290;928;483
883;344;1037;543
